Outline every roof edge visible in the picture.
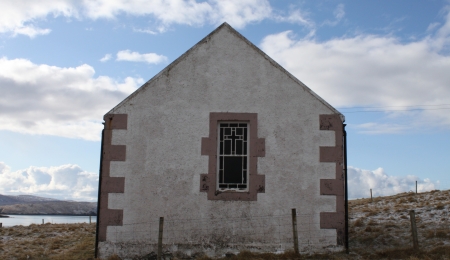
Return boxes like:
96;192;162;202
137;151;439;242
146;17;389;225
106;22;344;122
106;23;232;116
218;24;344;121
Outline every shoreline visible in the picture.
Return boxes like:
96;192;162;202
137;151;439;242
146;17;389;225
1;213;97;216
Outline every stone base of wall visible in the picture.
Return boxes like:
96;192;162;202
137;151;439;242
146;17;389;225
98;241;344;259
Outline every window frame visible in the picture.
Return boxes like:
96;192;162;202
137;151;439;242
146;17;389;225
216;121;250;192
200;112;265;201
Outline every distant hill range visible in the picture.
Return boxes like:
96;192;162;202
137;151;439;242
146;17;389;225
0;194;97;216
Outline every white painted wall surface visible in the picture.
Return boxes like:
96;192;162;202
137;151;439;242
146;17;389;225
98;24;343;259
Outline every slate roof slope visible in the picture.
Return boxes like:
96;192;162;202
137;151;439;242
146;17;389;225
107;22;343;120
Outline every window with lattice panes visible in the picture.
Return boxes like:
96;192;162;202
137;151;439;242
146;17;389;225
217;122;249;191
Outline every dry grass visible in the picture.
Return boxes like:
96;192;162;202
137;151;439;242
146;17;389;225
348;189;450;259
0;223;96;260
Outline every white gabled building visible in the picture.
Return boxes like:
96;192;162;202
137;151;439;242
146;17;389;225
96;23;347;259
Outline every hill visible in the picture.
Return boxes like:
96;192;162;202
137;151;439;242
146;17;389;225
0;194;59;206
0;194;97;216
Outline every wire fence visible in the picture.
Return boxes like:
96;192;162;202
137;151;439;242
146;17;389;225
101;190;450;259
348;191;450;252
349;211;450;251
2;199;449;259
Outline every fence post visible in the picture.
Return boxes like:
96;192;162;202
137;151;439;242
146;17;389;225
370;189;373;202
89;216;92;224
416;181;418;194
0;223;2;228
157;217;164;260
291;208;299;254
409;210;419;250
42;219;44;224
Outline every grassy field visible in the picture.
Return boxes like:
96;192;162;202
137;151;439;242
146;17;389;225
1;190;449;259
0;222;95;259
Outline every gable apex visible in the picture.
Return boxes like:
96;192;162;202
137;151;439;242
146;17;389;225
107;22;343;121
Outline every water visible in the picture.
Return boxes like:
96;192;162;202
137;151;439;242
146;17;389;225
0;215;97;227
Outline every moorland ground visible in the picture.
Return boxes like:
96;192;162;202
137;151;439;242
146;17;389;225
1;190;449;259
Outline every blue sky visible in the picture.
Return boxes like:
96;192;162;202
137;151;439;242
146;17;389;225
0;0;449;201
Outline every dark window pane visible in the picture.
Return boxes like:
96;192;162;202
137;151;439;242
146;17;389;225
243;157;247;169
224;157;243;184
243;128;247;140
224;140;231;155
243;170;247;183
220;128;223;141
238;123;246;127
219;170;223;183
238;184;247;189
220;142;223;155
219;184;227;188
243;142;247;155
224;128;231;135
220;123;228;127
236;140;242;155
236;128;243;135
229;123;238;127
229;184;238;188
220;156;223;169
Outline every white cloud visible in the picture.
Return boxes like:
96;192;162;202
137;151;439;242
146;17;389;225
355;122;411;135
273;8;314;29
81;0;272;29
260;8;450;131
427;22;440;32
0;0;78;37
0;162;98;201
100;53;112;62
116;50;168;64
334;4;345;20
322;3;345;27
348;166;439;199
207;0;272;28
0;0;307;37
12;25;51;38
82;0;273;30
133;28;158;35
0;57;143;140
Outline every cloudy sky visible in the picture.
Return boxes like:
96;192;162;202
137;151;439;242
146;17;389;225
0;0;449;201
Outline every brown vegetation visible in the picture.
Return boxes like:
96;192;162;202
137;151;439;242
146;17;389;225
0;223;95;260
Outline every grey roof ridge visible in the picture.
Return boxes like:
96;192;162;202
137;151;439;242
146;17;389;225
106;22;344;122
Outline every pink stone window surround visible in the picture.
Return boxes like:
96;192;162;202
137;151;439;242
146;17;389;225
201;112;265;201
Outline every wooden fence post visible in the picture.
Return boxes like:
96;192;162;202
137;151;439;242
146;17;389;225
157;217;164;260
291;208;299;254
416;181;418;194
409;210;419;250
370;189;373;202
